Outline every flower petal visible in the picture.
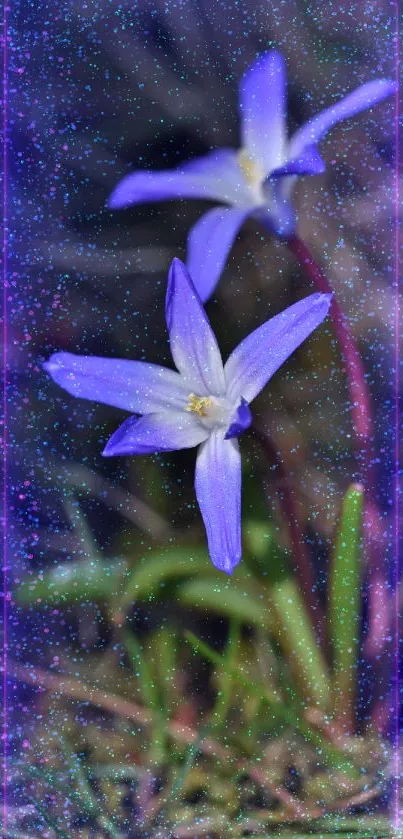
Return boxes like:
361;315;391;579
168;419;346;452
269;144;326;180
225;293;332;403
165;258;226;396
184;150;255;206
225;398;252;440
186;207;251;302
239;51;287;176
44;352;190;414
195;429;242;574
103;411;208;456
265;145;326;210
288;78;396;159
254;198;297;239
108;149;248;209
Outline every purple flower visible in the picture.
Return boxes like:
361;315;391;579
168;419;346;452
109;52;395;302
44;259;331;574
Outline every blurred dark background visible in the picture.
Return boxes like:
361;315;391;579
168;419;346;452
9;0;399;610
4;1;401;835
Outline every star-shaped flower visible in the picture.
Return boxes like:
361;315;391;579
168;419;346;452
44;259;331;573
108;52;395;302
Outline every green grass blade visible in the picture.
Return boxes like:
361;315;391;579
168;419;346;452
58;735;124;838
329;483;364;731
25;798;71;839
63;496;101;559
120;547;212;609
185;632;356;776
16;557;128;605
244;519;329;708
150;626;179;715
178;577;272;630
0;832;45;839
211;619;241;728
269;577;330;709
123;630;167;764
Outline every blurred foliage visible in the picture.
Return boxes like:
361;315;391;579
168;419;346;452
10;487;395;837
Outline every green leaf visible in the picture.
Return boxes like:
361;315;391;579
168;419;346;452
249;835;391;839
185;631;279;704
123;631;158;711
178;577;272;630
24;797;71;839
329;483;364;727
211;619;241;728
149;626;180;714
313;813;394;835
244;518;329;708
185;632;357;776
269;577;330;709
58;735;125;838
63;496;102;559
15;557;129;605
244;519;290;583
120;546;213;609
123;630;167;764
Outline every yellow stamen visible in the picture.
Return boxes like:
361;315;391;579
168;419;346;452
238;149;261;187
187;393;212;417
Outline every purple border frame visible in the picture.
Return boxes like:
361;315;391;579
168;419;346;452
2;0;8;832
393;1;401;829
0;3;401;833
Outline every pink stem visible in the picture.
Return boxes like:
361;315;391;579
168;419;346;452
285;236;390;731
286;235;373;472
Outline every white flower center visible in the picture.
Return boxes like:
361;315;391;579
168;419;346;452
237;149;266;204
186;392;235;432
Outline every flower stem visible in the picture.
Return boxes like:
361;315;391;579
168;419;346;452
286;234;373;477
285;236;388;729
